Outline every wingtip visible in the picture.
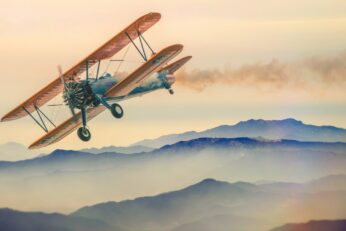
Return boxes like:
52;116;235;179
177;55;193;63
173;44;184;50
1;116;8;122
28;142;39;150
150;12;161;17
160;44;184;54
183;56;193;61
145;12;161;21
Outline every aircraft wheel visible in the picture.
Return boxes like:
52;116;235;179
168;89;174;95
111;103;123;118
77;127;91;142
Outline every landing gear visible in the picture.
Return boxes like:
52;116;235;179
111;103;123;118
168;89;174;95
92;98;100;107
77;107;91;142
77;127;91;141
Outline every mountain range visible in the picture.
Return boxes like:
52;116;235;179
1;175;345;231
0;118;346;230
0;136;345;212
1;118;346;161
72;174;346;231
133;118;346;148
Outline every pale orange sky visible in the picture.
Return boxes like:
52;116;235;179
1;0;346;152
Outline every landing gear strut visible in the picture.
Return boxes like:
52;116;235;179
111;103;124;118
77;107;91;142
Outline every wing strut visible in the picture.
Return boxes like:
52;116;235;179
138;31;155;55
125;30;155;62
95;60;101;80
23;105;56;133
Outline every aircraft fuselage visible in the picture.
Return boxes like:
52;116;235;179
89;72;175;102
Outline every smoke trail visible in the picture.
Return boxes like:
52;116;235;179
175;52;346;91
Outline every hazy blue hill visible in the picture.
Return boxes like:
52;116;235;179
307;174;346;191
80;145;153;154
0;175;345;231
0;137;345;213
133;118;346;148
155;137;346;154
0;149;131;173
72;178;267;230
258;174;346;193
270;220;346;231
72;175;346;231
0;142;42;161
0;208;111;231
172;214;261;231
1;138;345;173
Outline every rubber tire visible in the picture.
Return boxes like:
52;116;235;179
111;103;123;118
77;127;91;142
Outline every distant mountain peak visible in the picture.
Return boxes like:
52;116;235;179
235;118;303;127
50;149;78;156
44;149;92;160
133;118;346;148
183;178;257;194
198;178;223;186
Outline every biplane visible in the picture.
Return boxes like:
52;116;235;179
1;12;192;149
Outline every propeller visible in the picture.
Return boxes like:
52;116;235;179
58;66;78;122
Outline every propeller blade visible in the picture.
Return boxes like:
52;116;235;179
58;65;78;122
58;65;69;91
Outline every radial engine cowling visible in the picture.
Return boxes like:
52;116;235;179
63;82;94;109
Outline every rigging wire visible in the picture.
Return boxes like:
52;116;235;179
115;45;131;75
103;60;112;75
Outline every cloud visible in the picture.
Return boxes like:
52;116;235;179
175;52;346;92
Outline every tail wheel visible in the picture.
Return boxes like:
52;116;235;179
111;103;123;118
77;127;91;142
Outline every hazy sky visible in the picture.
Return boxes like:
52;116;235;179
1;0;346;152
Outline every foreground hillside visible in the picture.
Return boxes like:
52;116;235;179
1;175;345;231
72;175;346;231
0;209;111;231
271;220;346;231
